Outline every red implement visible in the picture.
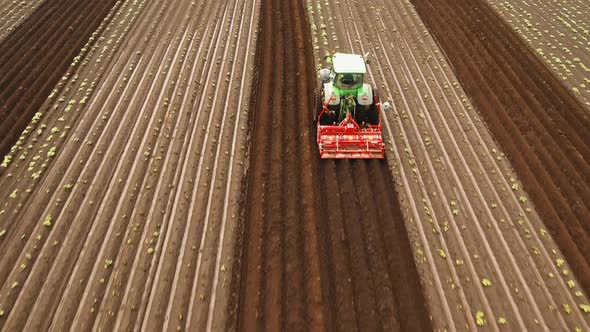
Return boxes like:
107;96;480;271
317;96;385;159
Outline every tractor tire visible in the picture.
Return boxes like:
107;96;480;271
354;104;369;127
368;89;380;125
317;88;338;125
320;109;338;125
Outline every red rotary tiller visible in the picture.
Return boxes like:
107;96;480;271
317;95;386;159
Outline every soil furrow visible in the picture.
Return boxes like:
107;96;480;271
4;0;588;329
261;1;284;328
289;0;325;326
281;1;306;329
235;0;275;329
316;163;355;331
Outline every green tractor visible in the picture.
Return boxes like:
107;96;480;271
316;52;390;159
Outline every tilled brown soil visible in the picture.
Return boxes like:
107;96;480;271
231;0;432;330
0;0;119;157
411;0;590;293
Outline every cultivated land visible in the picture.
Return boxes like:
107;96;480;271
232;0;431;330
0;0;121;157
411;0;590;304
0;0;258;330
303;0;588;330
0;0;589;331
488;0;590;107
0;0;47;43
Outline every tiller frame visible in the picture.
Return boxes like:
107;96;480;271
317;96;385;159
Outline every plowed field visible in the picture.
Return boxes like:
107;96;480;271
411;0;590;295
303;0;589;329
488;0;590;107
232;0;431;330
0;0;46;43
0;0;589;331
0;0;258;330
0;0;120;157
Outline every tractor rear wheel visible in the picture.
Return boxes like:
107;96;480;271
354;104;369;126
368;89;380;125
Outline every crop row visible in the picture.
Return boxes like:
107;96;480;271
0;0;47;42
490;0;590;107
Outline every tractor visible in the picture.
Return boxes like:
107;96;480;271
316;52;390;159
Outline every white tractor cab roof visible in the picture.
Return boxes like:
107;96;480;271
332;53;366;74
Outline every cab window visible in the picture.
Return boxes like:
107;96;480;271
335;73;363;89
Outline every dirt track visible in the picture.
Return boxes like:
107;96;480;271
233;0;432;330
411;0;590;294
0;0;119;157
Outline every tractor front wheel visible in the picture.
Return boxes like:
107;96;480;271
316;88;338;125
315;89;323;122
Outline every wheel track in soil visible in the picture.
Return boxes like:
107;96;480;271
0;0;120;157
410;0;590;294
234;0;432;330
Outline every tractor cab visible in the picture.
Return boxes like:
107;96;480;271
321;53;368;98
332;53;365;88
316;52;390;159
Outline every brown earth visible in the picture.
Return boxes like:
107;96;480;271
0;0;259;330
0;0;588;329
0;0;119;157
231;0;432;330
486;0;590;108
410;0;590;294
